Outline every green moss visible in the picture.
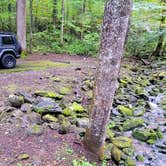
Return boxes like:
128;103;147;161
107;129;115;139
35;90;63;100
0;60;71;74
18;153;29;160
42;114;58;122
125;157;136;166
118;105;133;116
33;105;55;114
123;118;144;131
111;146;122;162
62;108;73;116
147;139;156;144
132;129;150;141
58;119;71;134
2;84;18;92
84;79;94;89
157;129;164;139
136;155;145;162
120;79;128;85
51;77;61;82
134;86;145;95
123;148;135;156
111;136;132;149
59;86;72;95
18;96;24;104
132;128;163;144
27;124;43;136
87;90;93;100
70;102;85;113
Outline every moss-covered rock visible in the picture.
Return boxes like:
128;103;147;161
111;146;122;162
42;114;58;122
157;129;164;139
136;155;145;162
27;124;43;136
132;128;163;144
107;129;115;139
76;118;89;128
125;157;136;166
118;105;133;116
34;90;63;100
8;95;24;108
70;102;85;113
111;136;132;149
33;97;62;114
18;153;29;160
105;143;114;160
59;86;72;95
84;79;94;89
123;118;144;131
58;118;71;134
133;107;145;117
62;108;73;116
119;79;128;86
123;148;135;156
87;90;93;100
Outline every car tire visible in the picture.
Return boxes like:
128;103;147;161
1;54;16;69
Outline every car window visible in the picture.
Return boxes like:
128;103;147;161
2;36;14;45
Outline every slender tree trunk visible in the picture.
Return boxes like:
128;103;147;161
0;1;4;31
81;0;86;40
8;3;12;31
17;0;26;52
61;0;65;45
83;0;132;160
52;0;57;27
29;0;33;54
151;0;165;57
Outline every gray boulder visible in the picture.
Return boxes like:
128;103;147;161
8;95;24;108
33;97;62;114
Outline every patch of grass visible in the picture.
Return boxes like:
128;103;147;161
72;159;96;166
2;84;18;92
0;60;71;74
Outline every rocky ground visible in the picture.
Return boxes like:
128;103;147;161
0;54;165;166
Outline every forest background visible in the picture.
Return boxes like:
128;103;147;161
0;0;165;57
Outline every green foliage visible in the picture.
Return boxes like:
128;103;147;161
0;0;165;57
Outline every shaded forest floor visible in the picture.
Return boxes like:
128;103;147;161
0;54;165;166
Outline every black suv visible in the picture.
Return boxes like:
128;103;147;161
0;32;21;69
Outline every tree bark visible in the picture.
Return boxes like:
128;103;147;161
52;0;57;27
17;0;26;52
151;0;165;57
8;3;12;31
29;0;33;54
61;0;65;45
83;0;132;160
81;0;86;40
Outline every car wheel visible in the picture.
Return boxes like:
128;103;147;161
1;54;16;69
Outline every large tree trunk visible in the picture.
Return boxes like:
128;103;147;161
17;0;26;52
151;0;165;57
83;0;132;160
